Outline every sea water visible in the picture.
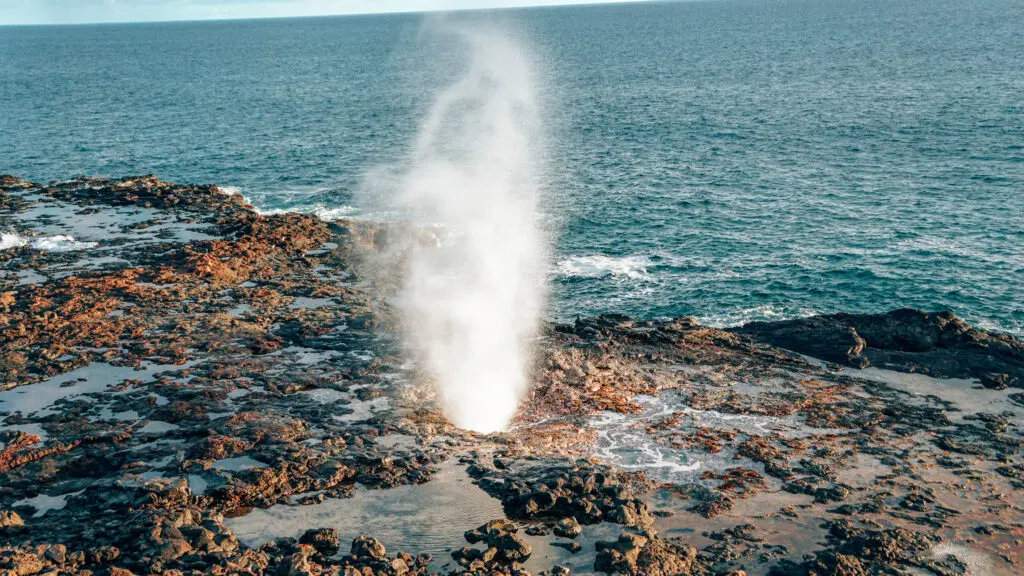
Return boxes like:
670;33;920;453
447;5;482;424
1;0;1021;333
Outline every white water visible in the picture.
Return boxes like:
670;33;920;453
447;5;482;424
364;24;548;433
556;255;652;280
0;232;97;252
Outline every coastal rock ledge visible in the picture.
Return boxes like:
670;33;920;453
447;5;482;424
733;309;1024;384
2;175;1023;576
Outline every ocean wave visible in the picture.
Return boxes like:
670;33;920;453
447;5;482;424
555;255;652;280
214;185;259;207
970;316;1023;337
1;232;97;252
33;235;99;251
1;233;27;250
255;203;357;222
700;305;820;328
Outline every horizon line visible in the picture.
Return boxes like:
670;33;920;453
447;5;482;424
0;0;673;28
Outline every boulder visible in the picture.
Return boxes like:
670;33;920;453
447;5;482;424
980;373;1009;390
0;551;45;576
595;533;648;574
463;519;532;563
0;511;24;529
494;532;532;562
350;536;386;560
299;528;340;556
553;517;582;539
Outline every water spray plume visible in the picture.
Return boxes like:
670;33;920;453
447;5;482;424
376;24;548;434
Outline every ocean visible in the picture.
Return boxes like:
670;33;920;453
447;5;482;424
2;0;1022;333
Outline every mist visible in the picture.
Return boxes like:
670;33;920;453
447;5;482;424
364;23;549;433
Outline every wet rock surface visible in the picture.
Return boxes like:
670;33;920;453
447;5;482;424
2;175;1023;576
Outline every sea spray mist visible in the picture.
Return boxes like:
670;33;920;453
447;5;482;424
363;23;549;433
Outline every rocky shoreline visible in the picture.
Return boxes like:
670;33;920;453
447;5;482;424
1;175;1022;576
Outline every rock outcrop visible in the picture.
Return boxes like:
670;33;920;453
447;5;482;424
733;308;1024;381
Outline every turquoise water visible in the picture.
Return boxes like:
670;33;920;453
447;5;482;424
2;0;1022;333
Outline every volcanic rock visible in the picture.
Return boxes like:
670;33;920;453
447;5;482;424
351;536;387;560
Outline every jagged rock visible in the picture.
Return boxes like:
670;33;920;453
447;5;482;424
553;517;582;539
0;551;45;576
452;547;481;564
281;544;314;576
594;533;698;576
635;539;699;576
463;520;532;563
388;557;409;575
154;540;192;561
464;519;519;544
299;528;340;556
495;532;532;562
595;533;649;574
0;511;24;529
351;536;386;560
980;373;1009;390
812;552;867;576
468;461;653;530
88;546;120;564
42;545;65;564
734;309;1024;380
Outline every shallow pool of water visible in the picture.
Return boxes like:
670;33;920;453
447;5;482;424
224;461;506;557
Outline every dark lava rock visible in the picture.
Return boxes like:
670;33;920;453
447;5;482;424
351;535;386;560
553;517;583;539
299;528;340;556
595;533;648;574
980;372;1010;390
525;525;550;536
388;556;410;574
495;532;533;562
470;459;653;529
734;309;1024;380
452;547;481;563
767;520;939;575
464;519;532;563
595;533;699;576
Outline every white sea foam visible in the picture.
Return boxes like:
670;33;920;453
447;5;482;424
555;255;652;280
971;316;1023;337
590;393;848;483
0;232;27;250
255;203;357;222
1;232;97;252
700;305;820;328
31;235;98;251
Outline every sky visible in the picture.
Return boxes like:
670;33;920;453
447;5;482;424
0;0;652;25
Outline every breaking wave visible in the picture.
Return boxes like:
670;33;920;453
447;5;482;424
555;255;652;280
1;232;97;252
699;305;821;328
